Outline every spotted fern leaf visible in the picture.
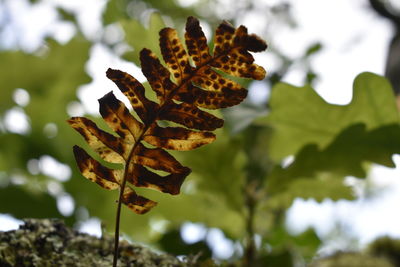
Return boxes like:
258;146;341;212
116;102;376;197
68;16;267;215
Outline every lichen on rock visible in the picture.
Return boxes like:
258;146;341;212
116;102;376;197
0;218;193;267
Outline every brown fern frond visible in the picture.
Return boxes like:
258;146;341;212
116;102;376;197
68;16;267;215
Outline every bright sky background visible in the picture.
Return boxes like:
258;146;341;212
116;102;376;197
1;0;400;258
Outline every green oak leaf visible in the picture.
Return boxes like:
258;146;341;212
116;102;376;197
223;102;268;134
120;12;165;66
265;173;355;209
265;123;400;201
259;72;399;160
291;124;400;177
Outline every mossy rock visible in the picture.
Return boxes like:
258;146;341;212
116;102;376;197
0;218;196;267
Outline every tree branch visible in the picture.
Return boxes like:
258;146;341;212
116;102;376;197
369;0;400;25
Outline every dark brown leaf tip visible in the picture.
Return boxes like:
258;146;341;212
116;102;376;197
68;16;267;215
98;91;118;113
218;20;235;34
106;68;123;80
185;16;203;38
246;34;268;52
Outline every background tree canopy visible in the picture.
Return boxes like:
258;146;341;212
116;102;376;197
1;0;400;266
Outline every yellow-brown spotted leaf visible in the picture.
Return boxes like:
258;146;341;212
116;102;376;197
212;24;267;80
122;186;157;214
106;68;158;124
160;28;193;84
213;20;235;57
73;145;120;190
159;102;224;131
127;164;187;195
143;125;215;151
174;69;247;109
140;48;177;103
133;143;190;175
99;92;143;143
68;117;125;163
185;16;212;67
68;16;267;215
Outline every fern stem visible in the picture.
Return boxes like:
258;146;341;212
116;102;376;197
112;127;149;267
112;191;122;267
113;171;127;267
113;144;137;266
113;152;138;266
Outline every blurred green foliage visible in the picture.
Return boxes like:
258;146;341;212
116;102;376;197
119;12;165;65
1;1;400;266
158;228;212;259
261;72;398;160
